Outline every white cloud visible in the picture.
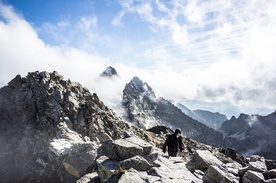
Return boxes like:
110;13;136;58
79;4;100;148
0;3;108;88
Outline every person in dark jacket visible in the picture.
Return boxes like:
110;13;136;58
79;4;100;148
163;129;183;157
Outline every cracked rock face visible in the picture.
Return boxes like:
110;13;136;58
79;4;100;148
0;71;141;183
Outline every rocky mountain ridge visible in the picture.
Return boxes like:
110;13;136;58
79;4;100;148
1;71;276;183
177;103;228;130
121;76;229;148
0;71;141;182
120;75;276;161
220;112;276;160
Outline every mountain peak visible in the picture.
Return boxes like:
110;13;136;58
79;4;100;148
100;66;119;78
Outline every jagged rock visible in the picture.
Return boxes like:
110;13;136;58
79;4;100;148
119;155;153;171
99;136;153;160
147;155;202;182
248;155;267;172
242;170;265;183
194;169;205;179
203;165;239;183
222;162;242;176
266;160;276;170
239;155;268;177
263;169;276;179
146;125;173;134
96;156;119;182
76;172;100;183
219;148;249;166
116;170;144;183
187;150;223;173
0;71;142;182
265;179;276;183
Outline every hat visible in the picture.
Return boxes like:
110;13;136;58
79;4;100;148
174;129;181;135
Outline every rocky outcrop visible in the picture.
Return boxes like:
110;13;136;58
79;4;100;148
82;131;276;183
0;71;141;182
2;71;276;183
94;137;202;183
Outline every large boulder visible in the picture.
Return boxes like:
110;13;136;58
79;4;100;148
242;170;265;183
119;155;153;171
263;169;276;179
96;156;119;183
147;155;202;182
239;155;268;176
76;172;100;183
187;150;223;172
99;136;153;160
203;165;239;183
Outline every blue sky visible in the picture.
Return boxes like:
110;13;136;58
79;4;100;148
1;0;276;118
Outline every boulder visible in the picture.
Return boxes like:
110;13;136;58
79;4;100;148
117;171;145;183
96;156;119;182
99;136;153;160
187;150;223;172
194;169;205;179
248;155;267;172
265;179;276;183
242;170;265;183
147;155;202;182
266;160;276;170
119;155;153;171
263;169;276;179
203;165;239;183
76;172;100;183
239;155;268;176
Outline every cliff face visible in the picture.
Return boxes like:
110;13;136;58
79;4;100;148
0;71;141;183
122;76;227;148
220;112;276;160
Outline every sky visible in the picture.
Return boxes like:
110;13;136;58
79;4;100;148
0;0;276;118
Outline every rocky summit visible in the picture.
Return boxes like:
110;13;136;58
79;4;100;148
1;71;276;183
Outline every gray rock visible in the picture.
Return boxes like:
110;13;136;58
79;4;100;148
248;155;267;173
203;165;239;183
187;150;223;173
96;156;119;183
0;71;143;182
76;172;100;183
264;169;276;179
119;155;153;171
222;162;242;176
239;155;268;177
100;136;153;160
243;170;265;183
265;179;276;183
147;155;201;182
194;169;205;179
118;171;145;183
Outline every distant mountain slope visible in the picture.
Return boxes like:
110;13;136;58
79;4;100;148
177;103;228;130
122;76;227;147
220;112;276;159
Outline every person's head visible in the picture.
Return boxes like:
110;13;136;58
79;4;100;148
174;129;181;138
